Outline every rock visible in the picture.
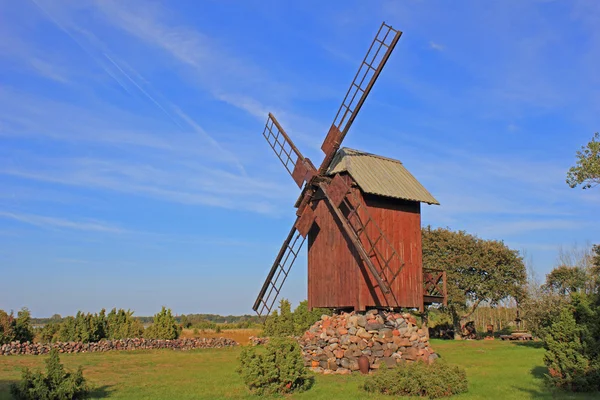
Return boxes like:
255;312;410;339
347;315;358;328
356;328;372;339
356;315;367;327
402;347;418;361
377;357;396;368
297;311;438;376
366;323;386;331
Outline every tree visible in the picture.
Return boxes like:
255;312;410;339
0;310;16;345
422;227;527;339
10;348;89;400
543;265;588;296
15;308;34;343
144;307;181;340
263;299;294;337
567;132;600;189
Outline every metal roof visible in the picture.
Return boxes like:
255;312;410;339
327;148;440;205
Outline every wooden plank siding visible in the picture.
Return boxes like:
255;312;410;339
307;182;423;311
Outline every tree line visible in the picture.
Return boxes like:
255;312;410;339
0;306;181;344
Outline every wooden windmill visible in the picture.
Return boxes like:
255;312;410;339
253;22;446;317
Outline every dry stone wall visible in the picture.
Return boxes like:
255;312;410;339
299;310;438;374
1;337;237;356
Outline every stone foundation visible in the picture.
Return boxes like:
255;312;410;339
299;310;438;374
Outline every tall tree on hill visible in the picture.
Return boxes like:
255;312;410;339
566;132;600;189
422;227;527;339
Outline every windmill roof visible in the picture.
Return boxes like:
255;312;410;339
326;148;440;205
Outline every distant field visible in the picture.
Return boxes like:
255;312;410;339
179;328;262;345
0;339;597;399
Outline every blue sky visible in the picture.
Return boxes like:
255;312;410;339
1;0;599;317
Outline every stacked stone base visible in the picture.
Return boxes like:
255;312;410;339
299;310;438;374
1;337;238;356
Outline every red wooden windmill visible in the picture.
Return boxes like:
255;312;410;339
253;22;446;317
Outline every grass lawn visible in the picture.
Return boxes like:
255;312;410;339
0;339;597;399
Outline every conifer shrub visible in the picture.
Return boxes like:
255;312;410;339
363;360;468;399
543;296;600;392
263;299;330;337
237;337;312;395
144;307;181;340
10;349;89;400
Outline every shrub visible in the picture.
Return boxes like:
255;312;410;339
10;348;89;400
1;308;34;344
38;322;61;344
363;360;468;399
543;295;600;391
144;307;181;340
0;310;16;345
263;299;330;337
15;308;34;343
237;337;311;395
105;308;144;340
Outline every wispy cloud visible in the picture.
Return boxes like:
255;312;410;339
429;41;444;51
0;211;126;233
28;58;69;83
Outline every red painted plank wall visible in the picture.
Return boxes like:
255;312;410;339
307;188;423;311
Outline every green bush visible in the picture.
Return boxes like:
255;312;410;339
144;307;181;340
363;360;468;399
105;309;144;340
10;348;89;400
0;310;16;345
237;337;312;395
543;295;600;391
263;299;330;337
1;308;34;345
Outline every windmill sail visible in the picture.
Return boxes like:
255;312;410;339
319;22;402;174
253;223;306;317
263;113;316;188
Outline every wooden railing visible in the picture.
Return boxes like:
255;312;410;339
423;268;447;306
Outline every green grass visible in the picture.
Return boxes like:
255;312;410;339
0;340;597;399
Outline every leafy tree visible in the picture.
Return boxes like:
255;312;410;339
567;132;600;189
179;314;191;329
543;265;588;296
590;245;600;291
0;308;34;344
10;348;89;400
15;308;34;343
0;310;16;345
422;227;527;339
144;307;181;340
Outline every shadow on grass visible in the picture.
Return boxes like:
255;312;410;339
531;365;549;380
89;385;113;398
513;340;545;349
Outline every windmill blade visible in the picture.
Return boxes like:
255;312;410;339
263;113;317;188
253;222;306;317
318;177;404;307
319;22;402;173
